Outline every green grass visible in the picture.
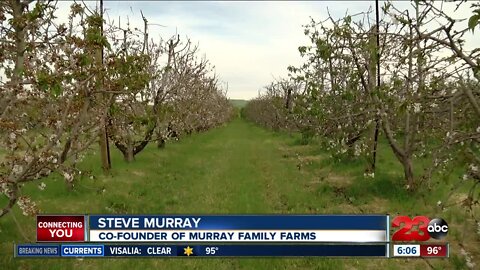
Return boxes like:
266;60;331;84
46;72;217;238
0;117;478;269
229;99;248;108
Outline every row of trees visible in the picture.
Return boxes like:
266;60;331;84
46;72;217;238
244;1;479;204
0;0;234;217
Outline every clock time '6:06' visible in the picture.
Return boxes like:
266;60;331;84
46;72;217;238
393;244;420;257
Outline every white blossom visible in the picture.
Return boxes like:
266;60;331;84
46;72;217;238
413;103;421;113
38;182;46;191
470;164;478;172
460;248;476;269
17;197;37;216
12;165;23;176
354;144;361;157
0;182;9;195
364;172;375;178
63;172;74;182
8;142;17;151
25;155;34;163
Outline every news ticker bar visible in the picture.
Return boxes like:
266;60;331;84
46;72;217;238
37;214;389;243
15;243;449;258
16;244;388;257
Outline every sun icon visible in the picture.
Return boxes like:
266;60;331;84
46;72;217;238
184;246;194;256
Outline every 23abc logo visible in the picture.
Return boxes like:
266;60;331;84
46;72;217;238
392;216;448;241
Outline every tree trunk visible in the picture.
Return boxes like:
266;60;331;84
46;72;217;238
328;57;335;95
366;27;379;174
367;119;380;173
66;180;74;191
0;184;18;218
1;0;26;119
285;88;292;111
99;122;111;171
402;156;415;190
157;138;166;148
96;4;111;173
124;142;135;162
381;115;416;190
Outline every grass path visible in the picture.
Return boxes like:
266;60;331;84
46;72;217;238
0;118;475;269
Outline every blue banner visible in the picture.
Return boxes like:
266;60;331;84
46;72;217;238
61;245;104;257
88;215;387;230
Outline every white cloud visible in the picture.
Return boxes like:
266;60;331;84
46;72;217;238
99;1;332;100
32;1;480;100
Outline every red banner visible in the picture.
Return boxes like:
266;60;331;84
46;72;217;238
420;244;448;257
37;215;85;242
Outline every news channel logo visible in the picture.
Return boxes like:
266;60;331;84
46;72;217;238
391;216;448;241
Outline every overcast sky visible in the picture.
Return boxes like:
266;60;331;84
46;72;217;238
66;1;478;100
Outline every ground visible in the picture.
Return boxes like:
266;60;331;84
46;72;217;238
0;118;478;269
